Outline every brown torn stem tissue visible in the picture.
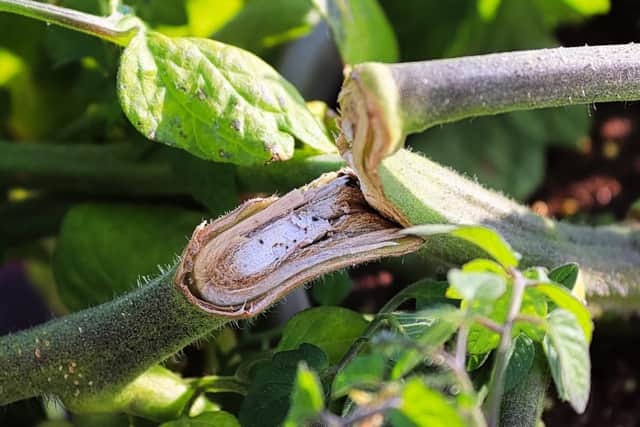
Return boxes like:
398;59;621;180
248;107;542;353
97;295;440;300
0;171;422;407
176;170;423;318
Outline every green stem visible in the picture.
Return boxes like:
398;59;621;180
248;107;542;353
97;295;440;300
339;44;640;310
378;149;640;309
0;142;343;196
0;142;184;196
352;44;640;137
484;270;527;427
0;0;140;46
0;268;225;407
498;347;549;427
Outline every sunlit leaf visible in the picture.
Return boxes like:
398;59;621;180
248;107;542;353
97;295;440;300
403;224;520;268
389;378;465;427
284;363;325;427
160;411;240;427
314;0;398;64
118;31;335;166
447;270;507;302
534;283;592;342
543;309;591;413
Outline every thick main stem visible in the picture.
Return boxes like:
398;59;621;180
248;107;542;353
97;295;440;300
378;149;640;308
369;44;640;135
0;0;139;46
0;268;224;407
339;44;640;309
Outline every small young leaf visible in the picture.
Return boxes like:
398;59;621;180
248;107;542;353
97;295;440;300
332;354;386;398
504;334;535;393
389;378;466;427
402;224;520;268
310;270;353;306
284;363;325;427
548;263;580;291
239;344;328;427
462;258;507;276
543;309;591;413
466;352;490;371
391;306;464;347
159;411;240;427
447;270;507;302
313;0;399;64
118;31;335;166
276;307;367;364
534;283;592;342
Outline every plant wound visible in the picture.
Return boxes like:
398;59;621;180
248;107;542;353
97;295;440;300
175;172;423;317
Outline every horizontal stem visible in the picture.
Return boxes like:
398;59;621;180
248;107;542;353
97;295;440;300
362;44;640;135
0;0;139;46
0;142;343;196
339;44;640;310
0;268;224;406
379;149;640;309
0;142;184;196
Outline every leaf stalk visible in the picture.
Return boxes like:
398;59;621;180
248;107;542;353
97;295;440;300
0;0;141;46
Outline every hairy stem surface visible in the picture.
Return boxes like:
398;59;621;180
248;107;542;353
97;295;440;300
0;268;222;407
339;44;640;309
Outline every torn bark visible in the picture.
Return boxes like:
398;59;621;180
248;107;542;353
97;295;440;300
176;171;423;318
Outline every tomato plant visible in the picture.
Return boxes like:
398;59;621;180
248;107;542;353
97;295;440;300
0;1;634;426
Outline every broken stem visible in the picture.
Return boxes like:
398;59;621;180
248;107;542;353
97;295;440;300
0;172;421;408
338;44;640;309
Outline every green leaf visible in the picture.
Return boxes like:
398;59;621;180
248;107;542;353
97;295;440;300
284;363;325;427
383;0;590;199
462;258;507;276
314;0;399;64
239;344;328;427
167;149;238;216
388;307;462;379
159;411;240;427
391;306;464;347
543;309;591;413
534;283;592;342
403;224;519;268
118;31;335;166
504;334;535;393
277;307;368;364
127;0;189;26
466;352;490;371
390;378;466;427
53;203;201;311
447;270;507;302
213;0;319;56
310;270;353;306
562;0;609;15
467;286;547;354
548;263;580;291
332;354;386;398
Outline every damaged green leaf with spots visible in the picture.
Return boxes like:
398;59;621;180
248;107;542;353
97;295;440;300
118;31;336;165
